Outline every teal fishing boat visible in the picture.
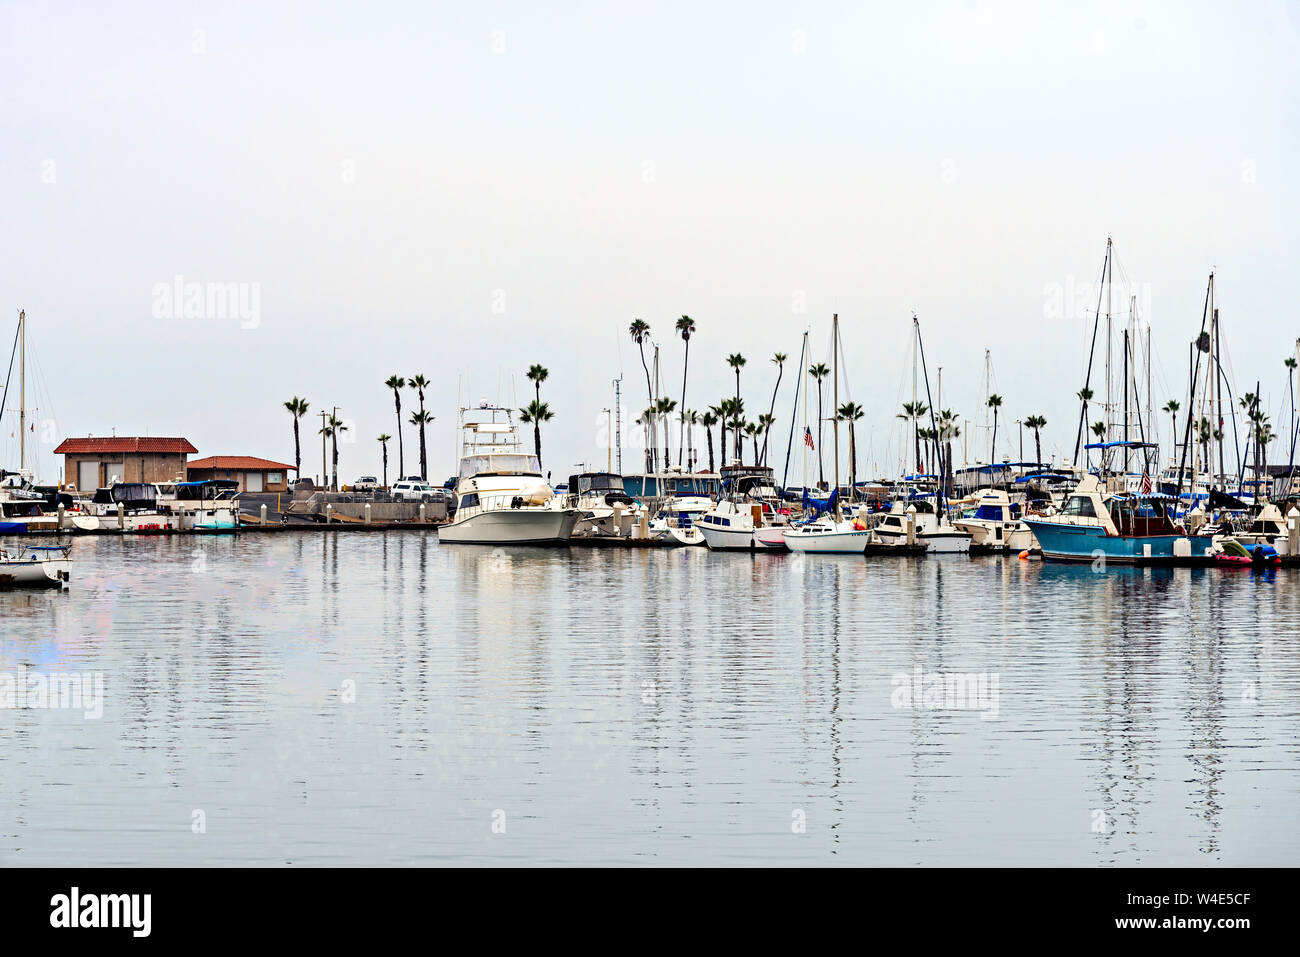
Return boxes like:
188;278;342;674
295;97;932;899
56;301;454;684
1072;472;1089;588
1024;442;1213;564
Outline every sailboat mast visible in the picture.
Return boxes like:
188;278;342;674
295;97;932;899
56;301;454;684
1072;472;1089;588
19;309;26;474
832;314;840;509
1105;240;1113;445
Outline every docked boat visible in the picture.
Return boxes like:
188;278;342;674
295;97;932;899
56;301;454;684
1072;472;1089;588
698;499;787;551
439;403;581;546
1023;446;1214;563
648;494;712;546
1222;502;1297;556
782;515;873;553
1214;538;1280;566
564;472;637;536
873;500;973;553
0;543;70;588
951;488;1037;551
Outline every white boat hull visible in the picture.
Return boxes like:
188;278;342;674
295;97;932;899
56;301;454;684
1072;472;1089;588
783;527;873;553
438;507;579;545
700;523;786;551
0;556;70;587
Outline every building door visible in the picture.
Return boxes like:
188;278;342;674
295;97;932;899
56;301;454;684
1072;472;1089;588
78;460;100;491
245;471;263;493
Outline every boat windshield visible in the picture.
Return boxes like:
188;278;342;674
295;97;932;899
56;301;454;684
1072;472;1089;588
460;453;542;477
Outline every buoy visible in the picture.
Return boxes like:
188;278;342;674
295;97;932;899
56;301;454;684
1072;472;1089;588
1018;550;1029;561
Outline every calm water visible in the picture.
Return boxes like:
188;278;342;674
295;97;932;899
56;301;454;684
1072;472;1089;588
1;532;1297;866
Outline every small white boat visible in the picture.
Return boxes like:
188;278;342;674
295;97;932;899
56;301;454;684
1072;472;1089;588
873;501;972;553
782;517;873;553
951;488;1037;551
698;499;787;551
648;494;712;546
0;543;71;588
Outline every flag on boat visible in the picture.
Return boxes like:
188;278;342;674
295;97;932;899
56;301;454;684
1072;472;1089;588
804;427;814;450
1141;471;1152;494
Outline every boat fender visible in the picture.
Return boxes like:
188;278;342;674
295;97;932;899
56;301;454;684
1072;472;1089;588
1018;550;1029;561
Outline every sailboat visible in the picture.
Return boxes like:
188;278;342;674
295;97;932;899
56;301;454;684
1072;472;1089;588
783;318;874;554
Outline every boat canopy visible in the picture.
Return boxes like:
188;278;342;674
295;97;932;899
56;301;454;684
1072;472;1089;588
459;453;541;478
1084;441;1158;449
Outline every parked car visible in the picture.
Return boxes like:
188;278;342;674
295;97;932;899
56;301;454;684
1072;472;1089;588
289;477;315;493
351;476;378;491
391;480;441;503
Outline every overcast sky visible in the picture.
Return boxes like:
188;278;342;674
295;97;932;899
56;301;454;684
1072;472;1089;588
3;1;1298;485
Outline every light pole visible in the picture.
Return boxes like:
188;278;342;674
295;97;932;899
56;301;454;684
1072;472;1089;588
602;408;611;472
318;410;328;487
1015;419;1023;462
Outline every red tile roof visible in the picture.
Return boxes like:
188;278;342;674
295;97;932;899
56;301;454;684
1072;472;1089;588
187;456;296;472
54;437;197;454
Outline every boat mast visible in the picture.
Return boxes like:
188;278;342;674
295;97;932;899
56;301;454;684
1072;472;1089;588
18;309;25;475
1213;274;1225;484
832;313;840;516
1105;245;1113;447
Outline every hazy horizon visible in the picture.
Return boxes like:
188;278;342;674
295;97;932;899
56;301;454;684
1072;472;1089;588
3;1;1298;485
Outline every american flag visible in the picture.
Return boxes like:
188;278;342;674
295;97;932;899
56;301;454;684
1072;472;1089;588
804;427;815;450
1141;470;1152;494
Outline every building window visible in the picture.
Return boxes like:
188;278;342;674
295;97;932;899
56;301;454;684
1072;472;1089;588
268;472;283;484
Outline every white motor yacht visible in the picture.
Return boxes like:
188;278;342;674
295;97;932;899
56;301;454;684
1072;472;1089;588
439;403;580;546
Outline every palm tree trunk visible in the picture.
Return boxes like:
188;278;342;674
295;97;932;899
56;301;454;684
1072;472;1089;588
393;392;404;478
535;424;542;464
816;385;825;487
679;342;689;467
1034;429;1042;467
991;413;998;463
382;446;388;487
292;419;301;476
706;429;715;473
331;435;338;491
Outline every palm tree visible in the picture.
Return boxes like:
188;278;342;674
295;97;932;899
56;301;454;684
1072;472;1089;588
1162;400;1180;461
897;401;927;475
810;363;830;486
726;354;747;456
1076;386;1094;460
409;374;432;479
385;375;406;478
1091;420;1107;442
761;352;787;464
837;402;865;492
744;421;761;465
727;399;746;464
1025;414;1047;466
518;400;553;465
937;409;960;494
377;434;392;487
527;363;549;404
1255;419;1274;491
326;415;348;491
757;413;775;465
987;394;1003;463
283;396;309;479
681;408;699;470
700;410;718;473
1198;417;1213;471
655;397;677;469
629;319;654;467
675;316;695;465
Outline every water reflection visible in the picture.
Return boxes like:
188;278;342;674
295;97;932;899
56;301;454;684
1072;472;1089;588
0;536;1295;865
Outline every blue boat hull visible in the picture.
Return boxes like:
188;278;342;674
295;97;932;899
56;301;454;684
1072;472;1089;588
1024;519;1213;564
